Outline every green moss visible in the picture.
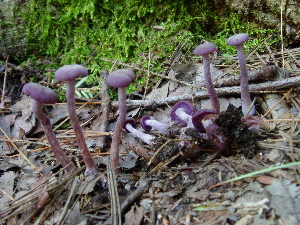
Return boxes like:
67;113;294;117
21;0;279;97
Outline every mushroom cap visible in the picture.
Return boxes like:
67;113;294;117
192;109;217;132
227;33;249;46
106;69;135;88
205;124;227;151
123;117;137;132
55;64;88;81
22;82;57;104
193;42;216;55
140;116;152;131
170;101;195;125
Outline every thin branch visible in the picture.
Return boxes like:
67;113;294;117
111;76;300;109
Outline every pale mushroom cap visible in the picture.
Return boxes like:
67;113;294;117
55;64;88;81
227;33;249;46
106;69;135;88
193;42;216;55
22;83;57;104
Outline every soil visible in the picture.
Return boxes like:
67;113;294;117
1;45;300;225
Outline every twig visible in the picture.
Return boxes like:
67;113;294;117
214;65;282;87
107;160;122;225
0;127;37;170
57;176;79;224
1;57;9;105
120;178;150;214
97;70;111;150
99;57;198;89
111;76;300;109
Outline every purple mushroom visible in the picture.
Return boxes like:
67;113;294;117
124;117;155;145
242;115;261;133
170;101;195;128
227;33;255;116
55;64;97;176
106;69;135;171
194;43;220;113
140;116;169;134
22;83;76;173
192;109;217;132
201;114;227;151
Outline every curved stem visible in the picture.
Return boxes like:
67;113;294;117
65;81;97;176
146;119;169;134
110;87;127;172
236;45;255;116
32;101;76;173
125;124;155;145
203;54;220;113
175;108;194;128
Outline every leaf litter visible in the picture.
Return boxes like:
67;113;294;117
0;44;300;224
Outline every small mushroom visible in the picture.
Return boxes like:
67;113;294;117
192;109;217;132
194;43;220;113
227;33;255;116
241;115;261;133
140;116;169;134
170;101;195;128
201;114;227;151
106;69;135;171
55;64;97;176
22;83;76;173
124;117;155;145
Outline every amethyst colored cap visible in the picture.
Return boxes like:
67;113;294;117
55;64;88;81
106;69;135;88
192;109;217;132
193;43;216;55
123;117;137;132
170;101;195;125
22;83;57;104
227;33;249;46
140;116;152;131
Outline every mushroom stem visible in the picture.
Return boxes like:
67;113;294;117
65;80;97;176
227;33;255;116
31;100;76;173
175;108;194;128
110;87;127;170
124;122;155;145
143;119;169;134
236;45;255;116
202;54;220;113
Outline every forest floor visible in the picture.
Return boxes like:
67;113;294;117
1;41;300;225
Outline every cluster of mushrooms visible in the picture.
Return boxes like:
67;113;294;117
22;33;259;175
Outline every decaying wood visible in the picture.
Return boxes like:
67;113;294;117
97;70;110;150
214;65;285;87
111;76;300;109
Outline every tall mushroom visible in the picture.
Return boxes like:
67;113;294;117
22;83;76;173
106;69;135;171
227;33;255;116
193;43;220;113
55;64;97;176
